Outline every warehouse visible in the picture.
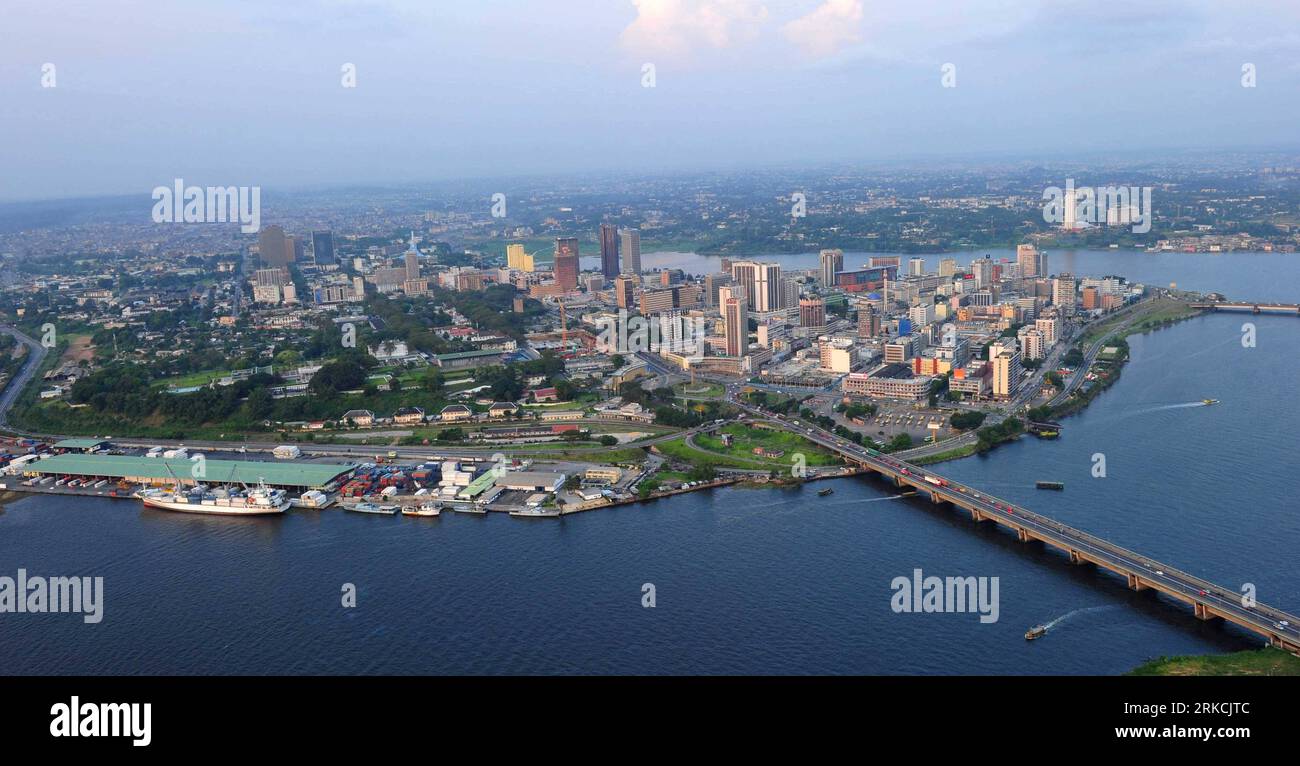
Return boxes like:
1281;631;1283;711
495;471;566;493
52;438;110;453
21;454;355;491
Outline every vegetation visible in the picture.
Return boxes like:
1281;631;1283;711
1130;648;1300;676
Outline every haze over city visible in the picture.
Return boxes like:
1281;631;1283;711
2;0;1300;200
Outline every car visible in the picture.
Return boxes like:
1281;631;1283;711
1155;570;1165;576
1199;590;1207;596
1280;620;1291;627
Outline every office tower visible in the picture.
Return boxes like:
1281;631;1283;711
938;258;959;278
599;224;620;281
704;273;732;307
553;237;579;291
819;249;843;287
799;297;826;329
1017;327;1046;361
724;296;747;358
290;236;305;263
781;277;799;311
730;261;782;313
1016;244;1041;278
1052;274;1077;315
614;276;636;310
619;229;641;275
405;252;420;281
507;243;534;271
857;305;880;338
312;230;336;266
1081;286;1100;310
259;225;290;268
639;288;677;315
908;257;926;277
869;256;901;268
972;257;994;288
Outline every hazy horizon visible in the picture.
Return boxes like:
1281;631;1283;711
3;0;1299;202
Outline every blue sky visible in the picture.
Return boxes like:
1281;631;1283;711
1;0;1298;200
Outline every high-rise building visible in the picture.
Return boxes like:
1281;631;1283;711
639;287;677;315
507;243;534;272
857;305;881;338
1016;244;1042;278
992;350;1022;398
614;276;636;310
819;249;843;287
938;258;959;278
258;225;291;268
908;257;926;277
312;230;336;266
553;237;579;291
1081;286;1100;310
254;267;288;287
1017;327;1046;361
704;272;732;307
730;261;782;313
619;229;641;276
724;296;747;358
599;224;620;281
1053;274;1077;315
799;297;826;329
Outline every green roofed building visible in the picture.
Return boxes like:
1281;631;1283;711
52;438;109;452
434;349;507;370
24;454;355;490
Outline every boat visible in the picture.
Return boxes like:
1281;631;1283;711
1035;481;1065;491
137;480;289;516
401;503;441;517
1202;399;1219;406
1025;625;1047;640
509;506;561;518
1033;429;1059;439
346;502;399;515
817;488;834;497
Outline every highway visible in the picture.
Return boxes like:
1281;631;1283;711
0;324;49;431
730;397;1300;654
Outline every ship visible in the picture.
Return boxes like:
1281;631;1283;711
1035;481;1065;491
1025;625;1047;640
346;502;399;515
817;488;834;497
401;503;441;517
137;481;289;516
1202;399;1219;406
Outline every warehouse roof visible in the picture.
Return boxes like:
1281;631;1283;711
52;438;108;450
26;454;355;489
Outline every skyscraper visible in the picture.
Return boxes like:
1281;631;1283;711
819;249;843;287
1053;274;1077;315
908;257;926;277
553;237;579;291
1016;244;1041;278
619;229;641;276
259;225;291;268
507;243;534;272
799;297;826;329
599;224;620;281
614;276;636;310
312;230;336;266
724;295;747;358
730;261;782;313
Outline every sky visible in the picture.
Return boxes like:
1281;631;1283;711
1;0;1299;201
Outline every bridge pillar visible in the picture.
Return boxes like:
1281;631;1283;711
1126;573;1149;591
894;475;904;488
1193;602;1218;621
1016;527;1031;543
970;507;984;523
931;491;944;505
1069;550;1085;565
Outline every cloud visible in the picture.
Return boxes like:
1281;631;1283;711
781;0;863;58
620;0;770;59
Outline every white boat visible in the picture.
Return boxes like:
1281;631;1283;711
345;502;399;515
137;480;289;516
401;503;441;517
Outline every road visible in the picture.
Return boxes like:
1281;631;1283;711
731;397;1300;651
0;324;49;431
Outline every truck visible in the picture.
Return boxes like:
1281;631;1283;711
273;445;302;460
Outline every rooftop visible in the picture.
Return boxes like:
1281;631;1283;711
27;454;355;489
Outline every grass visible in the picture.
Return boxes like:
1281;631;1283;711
656;424;843;471
911;443;978;465
1129;648;1300;676
674;381;725;399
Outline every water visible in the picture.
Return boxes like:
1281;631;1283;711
0;297;1296;675
632;248;1300;302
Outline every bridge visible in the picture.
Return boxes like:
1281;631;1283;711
1189;301;1300;315
738;403;1300;656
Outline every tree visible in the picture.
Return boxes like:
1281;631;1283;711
245;387;274;421
388;377;402;392
422;368;445;395
598;434;618;446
